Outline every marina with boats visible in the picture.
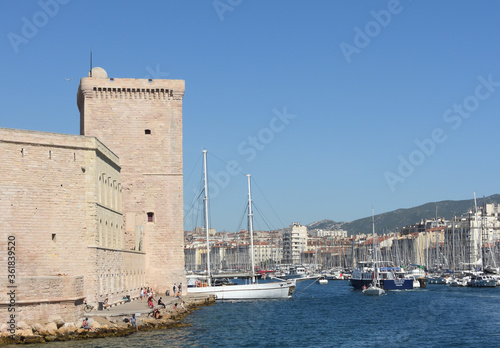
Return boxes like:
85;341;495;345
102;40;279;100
184;155;500;293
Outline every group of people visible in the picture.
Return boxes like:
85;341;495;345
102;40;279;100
173;300;188;312
140;287;157;308
81;318;93;331
171;282;183;297
136;283;188;323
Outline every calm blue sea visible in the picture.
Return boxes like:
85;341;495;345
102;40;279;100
26;280;500;348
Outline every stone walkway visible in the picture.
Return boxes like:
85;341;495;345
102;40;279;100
85;294;208;318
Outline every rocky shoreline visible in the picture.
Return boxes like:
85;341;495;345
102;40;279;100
0;295;215;345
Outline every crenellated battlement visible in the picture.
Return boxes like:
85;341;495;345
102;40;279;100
77;73;185;113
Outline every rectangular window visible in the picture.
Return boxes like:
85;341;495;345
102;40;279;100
147;212;154;223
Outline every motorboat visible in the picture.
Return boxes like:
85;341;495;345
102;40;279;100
350;261;413;291
317;276;328;285
362;284;385;296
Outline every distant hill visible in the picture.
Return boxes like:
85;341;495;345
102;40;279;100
307;194;500;236
306;219;345;231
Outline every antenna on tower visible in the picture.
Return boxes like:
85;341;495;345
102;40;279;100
90;49;93;77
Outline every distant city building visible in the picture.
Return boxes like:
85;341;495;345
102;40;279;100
282;222;308;264
184;229;283;270
309;229;347;238
401;218;447;235
445;203;500;270
193;226;217;237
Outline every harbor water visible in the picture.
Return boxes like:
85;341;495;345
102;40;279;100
25;280;500;347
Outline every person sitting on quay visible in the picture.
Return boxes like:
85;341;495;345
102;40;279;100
157;297;166;309
153;307;163;319
180;300;188;312
81;318;92;330
103;297;110;310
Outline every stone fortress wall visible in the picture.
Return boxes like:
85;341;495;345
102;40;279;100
0;67;186;324
78;67;186;293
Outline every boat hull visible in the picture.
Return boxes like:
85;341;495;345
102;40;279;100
469;279;497;287
187;280;296;300
350;278;413;290
363;286;385;296
380;279;413;290
350;278;372;290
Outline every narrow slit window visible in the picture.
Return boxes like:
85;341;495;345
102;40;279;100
147;212;154;223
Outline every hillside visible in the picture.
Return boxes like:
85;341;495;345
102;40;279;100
307;194;500;236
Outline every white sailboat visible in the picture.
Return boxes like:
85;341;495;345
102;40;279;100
187;150;296;300
363;209;385;296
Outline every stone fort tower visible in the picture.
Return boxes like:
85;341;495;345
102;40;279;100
77;67;186;292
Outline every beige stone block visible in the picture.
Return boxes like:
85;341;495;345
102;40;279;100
31;323;44;334
40;322;57;336
47;315;64;328
16;329;34;337
17;321;30;330
62;322;77;332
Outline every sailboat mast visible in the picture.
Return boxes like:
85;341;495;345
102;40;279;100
372;208;378;282
203;150;211;286
247;174;256;284
435;205;438;272
473;192;483;271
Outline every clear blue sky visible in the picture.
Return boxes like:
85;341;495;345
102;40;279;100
2;1;500;232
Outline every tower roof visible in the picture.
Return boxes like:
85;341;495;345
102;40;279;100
88;67;108;78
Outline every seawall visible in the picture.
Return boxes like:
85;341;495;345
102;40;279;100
0;294;215;345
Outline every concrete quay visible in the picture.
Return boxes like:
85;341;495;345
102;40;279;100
86;293;209;317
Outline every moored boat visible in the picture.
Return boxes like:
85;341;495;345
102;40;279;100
351;261;413;291
469;273;497;287
362;210;385;297
187;150;295;300
188;279;296;299
362;284;385;296
317;276;328;285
